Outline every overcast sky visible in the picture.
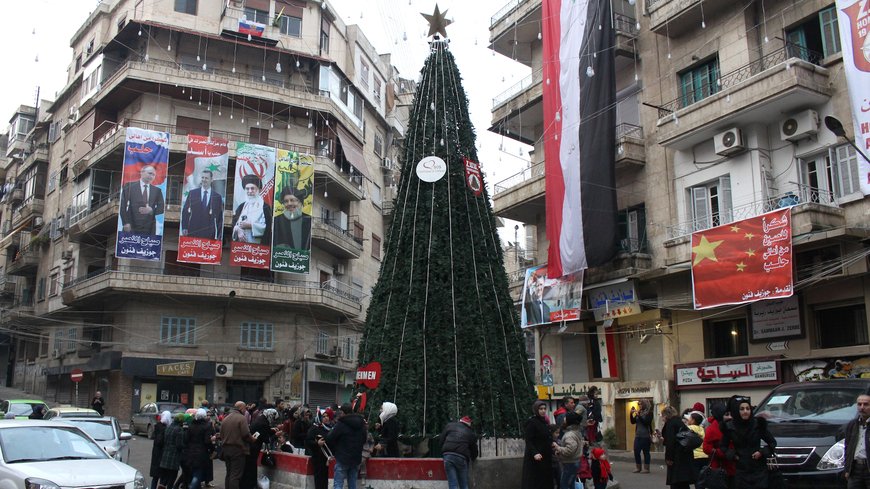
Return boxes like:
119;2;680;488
0;0;530;243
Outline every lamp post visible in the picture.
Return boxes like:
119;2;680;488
824;116;870;164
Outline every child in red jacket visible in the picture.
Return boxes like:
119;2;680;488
590;447;614;489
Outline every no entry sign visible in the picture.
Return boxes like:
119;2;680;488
70;368;84;383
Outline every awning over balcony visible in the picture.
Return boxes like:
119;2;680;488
336;125;370;180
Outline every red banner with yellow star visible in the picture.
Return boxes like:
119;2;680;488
691;208;793;310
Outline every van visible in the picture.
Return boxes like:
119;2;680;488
754;379;870;489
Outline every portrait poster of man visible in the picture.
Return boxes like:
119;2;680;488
115;127;170;261
178;135;229;265
230;142;275;269
520;265;584;328
271;150;314;274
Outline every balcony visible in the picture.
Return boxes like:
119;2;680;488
490;0;541;63
490;72;543;145
614;14;638;59
663;183;846;264
21;144;49;173
0;275;17;297
656;45;831;149
11;197;45;229
311;218;363;259
492;161;546;222
7;238;43;276
381;200;395;221
1;290;35;322
314;155;365;201
62;265;363;318
647;0;733;37
615;123;645;169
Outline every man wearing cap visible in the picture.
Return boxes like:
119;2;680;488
231;175;271;244
844;393;870;489
439;416;478;489
273;187;312;249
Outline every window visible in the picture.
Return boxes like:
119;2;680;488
353;221;364;243
360;61;370;89
786;6;840;61
371;234;381;259
49;270;59;297
370;183;382;208
59;166;68;187
618;205;647;253
86;38;95;56
353;92;363;118
280;15;302;37
704;317;749;358
373;78;382;102
75;54;82;73
688;176;732;231
54;330;64;353
316;331;329;355
814;303;867;349
679;57;719;107
47;171;58;194
799;145;861;203
37;277;46;302
174;0;197;15
244;8;269;25
67;327;77;352
343;336;355;361
48;121;61;143
161;317;196;345
374;132;384;157
240;322;274;350
320;19;330;54
795;244;842;281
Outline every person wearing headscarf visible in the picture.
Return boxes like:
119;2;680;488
185;409;215;489
553;412;585;489
522;400;554;489
150;411;173;489
374;401;401;457
160;414;187;489
703;403;736;489
241;408;279;489
28;405;45;419
305;408;336;489
720;396;777;489
662;405;696;489
292;406;312;449
630;399;654;473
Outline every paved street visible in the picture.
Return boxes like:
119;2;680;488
126;436;227;488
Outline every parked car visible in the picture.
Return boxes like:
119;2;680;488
130;402;186;438
0;420;144;488
43;406;102;420
0;399;50;419
754;378;870;489
54;416;132;463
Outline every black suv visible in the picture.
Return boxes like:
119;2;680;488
754;379;870;489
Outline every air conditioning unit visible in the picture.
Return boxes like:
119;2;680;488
382;158;394;170
61;250;73;261
34;216;44;228
335;263;347;275
713;127;745;156
780;109;819;141
215;363;234;377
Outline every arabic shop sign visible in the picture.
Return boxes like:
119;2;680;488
675;358;779;389
316;367;346;384
156;361;196;377
588;280;641;322
750;296;802;341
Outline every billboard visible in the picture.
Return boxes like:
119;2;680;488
178;135;229;265
271;150;314;274
230;142;275;269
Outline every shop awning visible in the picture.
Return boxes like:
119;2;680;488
335;125;370;180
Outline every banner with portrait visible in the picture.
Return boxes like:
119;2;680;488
178;135;229;265
520;265;584;328
115;127;170;261
271;150;314;274
230;142;276;269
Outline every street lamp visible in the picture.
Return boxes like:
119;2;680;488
824;116;870;164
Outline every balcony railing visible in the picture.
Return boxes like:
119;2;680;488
616;123;643;140
494;161;545;195
491;0;532;26
313;218;363;244
492;70;540;109
656;44;823;118
667;183;836;238
614;13;638;34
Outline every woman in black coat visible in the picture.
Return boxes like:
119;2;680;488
662;405;696;489
522;400;554;489
149;412;171;489
305;409;334;489
185;409;215;489
720;396;777;489
241;408;279;489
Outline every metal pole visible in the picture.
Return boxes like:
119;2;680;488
75;382;79;407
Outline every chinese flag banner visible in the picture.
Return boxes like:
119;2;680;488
691;208;793;310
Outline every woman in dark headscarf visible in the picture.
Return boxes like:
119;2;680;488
662;405;696;489
521;400;554;489
241;408;280;489
702;402;736;489
720;396;777;489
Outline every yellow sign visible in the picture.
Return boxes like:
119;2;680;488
156;361;196;377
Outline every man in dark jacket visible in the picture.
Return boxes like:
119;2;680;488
440;416;478;489
322;403;367;489
844;393;870;489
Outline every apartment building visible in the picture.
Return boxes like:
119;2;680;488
0;0;410;419
491;0;869;450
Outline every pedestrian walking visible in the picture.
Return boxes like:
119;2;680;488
590;447;614;489
150;411;172;489
630;399;654;473
843;391;870;489
323;403;367;489
521;400;554;489
159;414;186;489
662;405;696;489
374;401;401;457
720;396;777;489
91;391;105;416
184;409;215;489
439;415;478;489
686;411;709;486
219;401;256;489
306;408;335;489
703;403;736;489
553;412;584;489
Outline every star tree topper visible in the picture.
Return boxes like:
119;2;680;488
421;4;453;38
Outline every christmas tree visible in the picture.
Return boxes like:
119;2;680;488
356;6;536;439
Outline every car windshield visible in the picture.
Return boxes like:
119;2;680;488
66;420;115;441
8;403;44;416
755;385;865;424
0;426;109;462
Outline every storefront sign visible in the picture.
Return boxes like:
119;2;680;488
614;383;652;399
317;367;345;384
750;296;802;341
588;280;640;321
156;361;196;377
791;355;870;381
675;359;779;389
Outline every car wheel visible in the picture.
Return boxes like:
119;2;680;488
147;423;155;439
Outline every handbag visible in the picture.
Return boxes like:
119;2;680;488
697;459;727;489
676;426;703;451
260;450;276;468
651;429;663;446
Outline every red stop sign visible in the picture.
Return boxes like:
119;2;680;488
70;368;84;383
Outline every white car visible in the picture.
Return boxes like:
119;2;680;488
53;416;133;463
0;420;145;489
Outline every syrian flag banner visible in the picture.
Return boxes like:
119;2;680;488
691;208;794;310
542;0;618;278
596;325;619;378
835;0;870;195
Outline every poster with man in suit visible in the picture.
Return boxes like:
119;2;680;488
115;127;170;261
178;135;228;265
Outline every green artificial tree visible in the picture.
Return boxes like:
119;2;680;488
357;7;536;440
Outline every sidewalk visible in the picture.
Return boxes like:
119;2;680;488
608;448;666;464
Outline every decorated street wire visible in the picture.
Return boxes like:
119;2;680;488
355;5;535;442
